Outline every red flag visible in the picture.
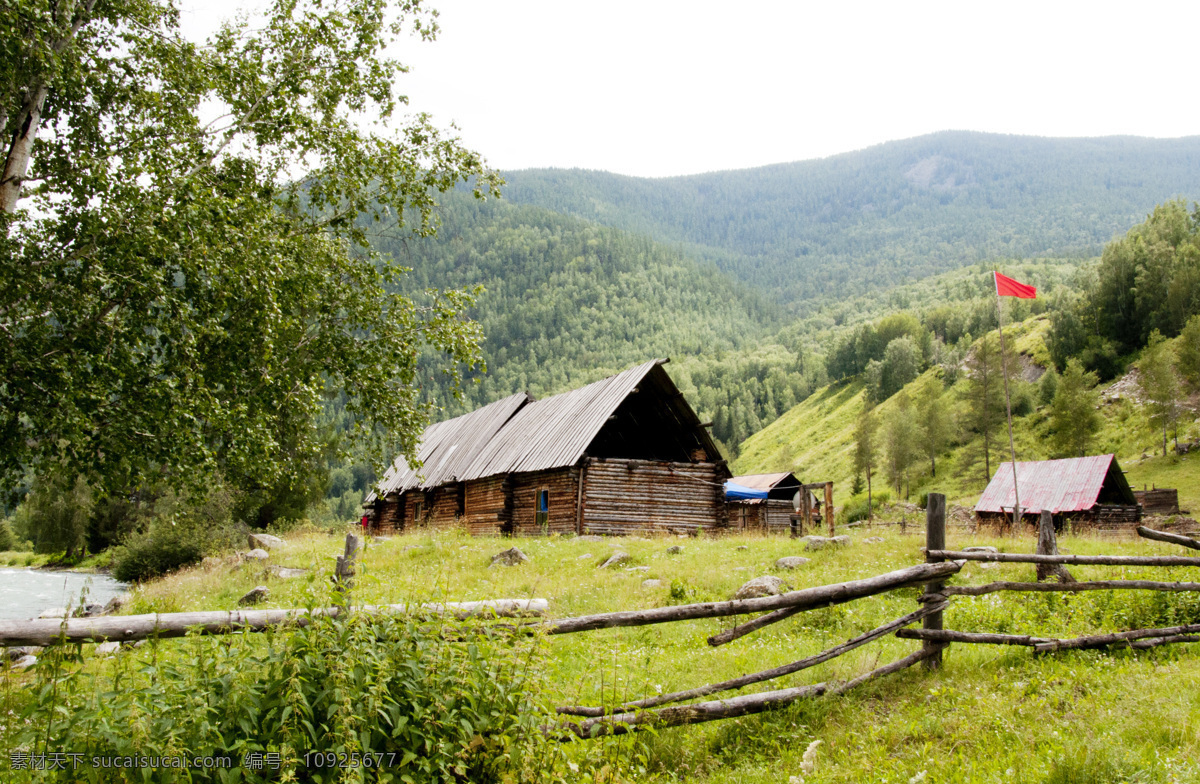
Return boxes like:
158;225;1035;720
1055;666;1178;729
995;271;1037;299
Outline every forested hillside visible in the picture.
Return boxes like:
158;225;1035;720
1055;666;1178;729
501;132;1200;303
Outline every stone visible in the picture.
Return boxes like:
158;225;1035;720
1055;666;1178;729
736;545;749;551
830;535;851;546
239;585;270;606
641;579;662;589
248;533;285;551
94;642;120;657
598;551;630;569
267;565;310;579
38;607;68;619
626;565;650;572
78;603;106;617
863;537;884;544
11;655;37;671
245;548;269;561
666;545;683;554
733;575;788;600
775;556;811;570
102;595;127;615
963;546;999;554
201;556;222;570
5;646;42;661
577;553;593;561
801;536;828;551
577;535;605;542
490;547;529;567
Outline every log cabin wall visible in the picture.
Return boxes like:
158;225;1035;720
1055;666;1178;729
726;501;765;532
373;496;402;534
509;467;581;536
583;458;728;536
464;475;513;536
1134;489;1179;516
764;500;798;532
426;485;462;530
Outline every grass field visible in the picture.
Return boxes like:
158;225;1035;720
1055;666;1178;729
58;524;1200;783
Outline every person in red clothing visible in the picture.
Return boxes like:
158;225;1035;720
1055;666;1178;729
360;513;369;534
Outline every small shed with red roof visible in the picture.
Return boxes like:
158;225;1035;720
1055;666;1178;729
974;454;1141;532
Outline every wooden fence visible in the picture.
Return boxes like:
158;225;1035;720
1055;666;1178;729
5;504;1198;741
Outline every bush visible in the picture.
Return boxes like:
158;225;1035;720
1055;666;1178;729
112;528;206;583
0;518;15;551
8;611;561;782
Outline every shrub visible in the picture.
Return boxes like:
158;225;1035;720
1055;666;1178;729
111;527;206;583
0;518;15;551
8;611;561;782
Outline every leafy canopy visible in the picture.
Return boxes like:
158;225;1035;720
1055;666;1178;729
0;0;499;495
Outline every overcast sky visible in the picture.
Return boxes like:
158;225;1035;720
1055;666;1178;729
182;0;1199;178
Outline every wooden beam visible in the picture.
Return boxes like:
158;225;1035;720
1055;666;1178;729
927;550;1200;567
944;580;1200;596
1137;526;1200;551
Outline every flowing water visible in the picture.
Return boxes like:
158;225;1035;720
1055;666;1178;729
0;568;128;620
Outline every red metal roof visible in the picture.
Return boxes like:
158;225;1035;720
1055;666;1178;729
974;454;1127;514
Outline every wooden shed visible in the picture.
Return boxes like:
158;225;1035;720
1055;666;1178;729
365;359;730;537
975;454;1142;533
725;472;819;533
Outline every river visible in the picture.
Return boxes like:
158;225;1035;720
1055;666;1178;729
0;568;128;621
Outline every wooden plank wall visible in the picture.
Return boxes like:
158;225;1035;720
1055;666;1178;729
510;467;581;536
464;475;512;536
1134;489;1180;516
583;458;727;536
764;500;798;532
727;501;765;532
373;497;402;534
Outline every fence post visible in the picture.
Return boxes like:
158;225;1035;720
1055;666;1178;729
825;481;835;538
1036;510;1074;583
923;492;946;670
334;533;359;612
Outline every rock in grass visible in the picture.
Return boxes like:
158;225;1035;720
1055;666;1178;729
5;646;42;661
831;535;851;546
239;586;270;606
733;575;789;600
249;533;285;551
267;565;310;579
598;551;630;569
11;655;37;671
641;579;662;589
863;536;884;544
801;536;828;551
94;641;120;657
490;547;529;567
963;546;999;553
245;548;270;561
666;545;683;554
775;556;811;570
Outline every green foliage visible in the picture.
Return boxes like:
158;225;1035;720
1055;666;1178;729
8;612;558;783
11;473;93;559
0;0;495;498
112;529;207;584
1138;331;1182;456
1050;360;1102;458
1038;365;1060;405
882;392;918;497
958;332;1012;485
914;373;953;477
0;518;15;551
111;486;241;582
1177;314;1200;387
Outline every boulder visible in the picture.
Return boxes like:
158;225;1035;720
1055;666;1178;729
598;551;630;569
863;537;884;544
267;565;310;579
5;646;42;661
801;536;828;551
666;545;684;555
641;579;662;589
490;547;529;567
38;607;67;619
102;595;128;615
94;641;120;657
200;556;223;570
248;533;285;551
775;556;811;570
831;535;851;547
11;655;37;671
963;546;999;554
245;548;270;561
239;585;270;606
733;575;789;600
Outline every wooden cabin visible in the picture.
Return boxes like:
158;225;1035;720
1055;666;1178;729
725;472;820;533
1134;487;1180;516
365;359;730;537
975;454;1142;533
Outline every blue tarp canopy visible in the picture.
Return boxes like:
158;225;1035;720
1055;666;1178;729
724;481;769;501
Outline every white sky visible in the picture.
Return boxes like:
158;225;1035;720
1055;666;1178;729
182;0;1200;178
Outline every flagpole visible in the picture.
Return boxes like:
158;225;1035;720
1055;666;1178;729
994;271;1022;530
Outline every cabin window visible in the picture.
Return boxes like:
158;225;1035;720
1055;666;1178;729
413;499;424;524
535;488;549;529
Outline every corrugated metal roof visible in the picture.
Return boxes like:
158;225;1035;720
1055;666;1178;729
729;473;798;491
461;360;663;480
975;454;1125;514
366;392;531;502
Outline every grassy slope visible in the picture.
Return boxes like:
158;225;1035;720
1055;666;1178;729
82;527;1200;783
734;315;1200;513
